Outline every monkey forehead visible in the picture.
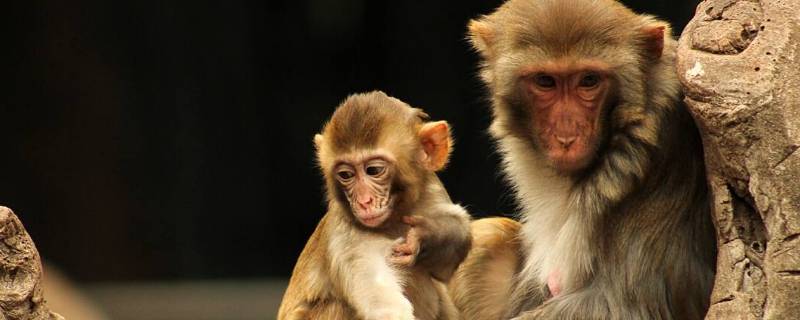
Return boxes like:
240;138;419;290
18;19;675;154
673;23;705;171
324;92;422;151
517;58;612;77
498;0;643;56
331;149;397;167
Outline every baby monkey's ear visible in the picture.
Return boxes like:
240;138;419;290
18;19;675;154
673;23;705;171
314;134;324;150
418;121;452;171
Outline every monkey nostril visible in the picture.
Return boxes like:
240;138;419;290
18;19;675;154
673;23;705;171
555;135;576;147
358;197;373;205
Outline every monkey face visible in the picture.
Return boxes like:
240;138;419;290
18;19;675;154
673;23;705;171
519;62;611;173
315;92;454;228
334;155;395;228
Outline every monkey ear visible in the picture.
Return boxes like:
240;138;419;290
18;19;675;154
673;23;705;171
418;121;452;171
641;25;666;60
314;134;324;149
468;18;496;58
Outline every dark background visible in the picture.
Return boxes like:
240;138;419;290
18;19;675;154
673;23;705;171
3;0;698;282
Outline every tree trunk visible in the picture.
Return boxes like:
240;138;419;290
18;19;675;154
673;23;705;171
676;0;800;319
0;207;63;320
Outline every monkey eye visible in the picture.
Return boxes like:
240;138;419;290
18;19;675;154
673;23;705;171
365;165;385;177
579;74;601;88
533;75;556;88
337;170;354;180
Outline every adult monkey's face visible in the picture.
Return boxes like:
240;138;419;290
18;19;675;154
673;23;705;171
518;60;613;173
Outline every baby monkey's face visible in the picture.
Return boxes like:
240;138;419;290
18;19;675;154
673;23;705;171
315;92;453;229
334;152;396;228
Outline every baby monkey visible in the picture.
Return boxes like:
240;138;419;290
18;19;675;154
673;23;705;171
278;91;471;320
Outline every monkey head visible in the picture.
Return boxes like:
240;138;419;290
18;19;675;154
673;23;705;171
468;0;671;175
315;91;452;228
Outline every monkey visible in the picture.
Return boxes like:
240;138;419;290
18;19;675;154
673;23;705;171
448;0;717;319
277;91;472;320
448;217;522;320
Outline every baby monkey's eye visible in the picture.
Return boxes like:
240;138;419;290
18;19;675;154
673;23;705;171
365;165;385;176
337;171;354;180
579;74;601;87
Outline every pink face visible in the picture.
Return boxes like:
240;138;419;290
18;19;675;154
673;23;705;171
519;62;611;173
334;155;395;228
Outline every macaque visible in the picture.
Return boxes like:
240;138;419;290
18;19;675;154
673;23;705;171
278;91;471;320
449;0;717;319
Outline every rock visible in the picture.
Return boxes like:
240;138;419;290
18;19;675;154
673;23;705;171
0;207;64;320
676;0;800;318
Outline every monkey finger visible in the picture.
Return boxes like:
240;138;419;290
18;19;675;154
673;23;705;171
392;237;406;246
401;231;421;249
402;215;424;226
389;253;416;267
392;242;416;255
406;229;425;247
405;227;418;238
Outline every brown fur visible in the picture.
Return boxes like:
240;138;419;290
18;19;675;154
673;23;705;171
278;91;471;320
449;217;522;320
450;1;716;319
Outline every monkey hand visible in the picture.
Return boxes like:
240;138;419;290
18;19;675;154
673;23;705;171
389;216;427;267
389;229;420;267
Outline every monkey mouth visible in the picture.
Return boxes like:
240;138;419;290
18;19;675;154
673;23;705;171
547;140;592;172
356;208;391;228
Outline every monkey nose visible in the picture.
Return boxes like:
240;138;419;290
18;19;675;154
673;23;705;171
555;135;576;147
357;197;373;209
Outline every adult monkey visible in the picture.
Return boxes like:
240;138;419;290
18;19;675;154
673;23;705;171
449;0;717;319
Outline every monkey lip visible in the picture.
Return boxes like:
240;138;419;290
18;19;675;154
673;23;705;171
547;141;591;172
356;209;390;227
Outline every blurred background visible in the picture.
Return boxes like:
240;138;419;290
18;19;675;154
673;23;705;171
3;0;698;319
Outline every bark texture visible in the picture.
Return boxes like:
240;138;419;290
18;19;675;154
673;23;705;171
676;0;800;319
0;207;63;320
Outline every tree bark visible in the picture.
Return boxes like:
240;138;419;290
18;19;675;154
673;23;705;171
676;0;800;319
0;207;63;320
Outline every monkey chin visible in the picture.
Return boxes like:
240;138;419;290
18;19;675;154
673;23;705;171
546;144;593;174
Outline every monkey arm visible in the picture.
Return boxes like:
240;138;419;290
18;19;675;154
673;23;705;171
511;281;672;320
414;203;472;282
505;270;549;318
327;228;415;320
278;217;331;320
511;290;604;320
449;217;522;320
